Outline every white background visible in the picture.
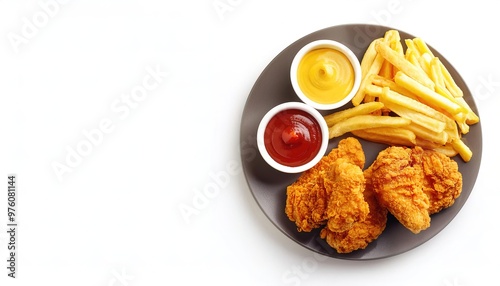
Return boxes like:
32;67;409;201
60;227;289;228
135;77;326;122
1;0;499;285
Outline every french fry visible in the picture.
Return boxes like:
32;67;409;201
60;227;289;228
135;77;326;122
434;85;456;104
362;74;378;102
377;86;452;127
323;101;384;127
455;97;480;124
414;137;443;150
370;75;396;88
392;40;404;75
352;30;400;106
352;128;416;146
433;144;459;157
352;40;386;106
346;30;478;161
413;139;458;157
428;57;456;102
394;71;463;115
379;58;393;79
437;58;463;98
328;115;410;139
407;50;428;76
429;105;469;135
429;57;446;87
384;29;400;43
376;41;435;90
380;37;401;78
360;38;380;79
417;53;432;78
451;138;473;162
371;85;460;145
383;101;446;134
456;116;473;136
404;39;420;57
368;77;419;100
444;118;460;144
366;127;416;144
406;123;448;145
413;38;434;57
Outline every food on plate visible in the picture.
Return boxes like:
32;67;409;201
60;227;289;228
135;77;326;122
328;29;479;162
376;86;452;134
420;149;462;214
328;114;411;139
368;145;463;233
375;40;435;90
262;108;324;167
351;127;416;146
394;71;461;115
368;146;431;234
285;137;365;232
320;166;387;253
296;45;355;105
324;101;384;127
281;28;473;254
285;137;463;251
450;139;472;163
323;158;369;232
352;30;400;106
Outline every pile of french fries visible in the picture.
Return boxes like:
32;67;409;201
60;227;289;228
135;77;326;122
324;30;479;162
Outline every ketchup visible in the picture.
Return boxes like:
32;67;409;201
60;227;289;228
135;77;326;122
263;109;323;167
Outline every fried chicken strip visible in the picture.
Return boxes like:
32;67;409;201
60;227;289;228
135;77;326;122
370;146;431;234
320;166;387;253
285;137;365;232
323;158;368;232
421;149;463;214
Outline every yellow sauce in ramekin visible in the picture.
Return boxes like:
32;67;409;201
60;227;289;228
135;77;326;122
297;48;355;105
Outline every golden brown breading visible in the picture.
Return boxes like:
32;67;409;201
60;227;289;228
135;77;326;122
332;137;366;170
320;166;387;253
285;138;365;232
286;136;464;252
421;149;463;214
370;146;431;234
285;180;328;232
323;158;368;232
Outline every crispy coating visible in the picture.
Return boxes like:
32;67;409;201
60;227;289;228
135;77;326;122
320;166;387;253
324;158;368;232
331;137;366;170
285;138;365;232
285;178;327;232
421;149;463;214
286;137;464;252
370;146;431;234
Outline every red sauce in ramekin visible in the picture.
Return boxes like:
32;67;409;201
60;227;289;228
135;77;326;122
263;109;323;167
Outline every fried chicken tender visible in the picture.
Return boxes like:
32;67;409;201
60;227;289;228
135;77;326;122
369;146;431;234
369;146;463;234
421;149;463;214
285;137;365;232
320;166;387;253
324;158;368;232
286;136;463;252
285;179;328;232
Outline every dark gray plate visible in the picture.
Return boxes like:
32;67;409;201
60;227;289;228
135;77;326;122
240;24;482;260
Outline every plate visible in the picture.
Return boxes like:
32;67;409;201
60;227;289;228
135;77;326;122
239;24;482;260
